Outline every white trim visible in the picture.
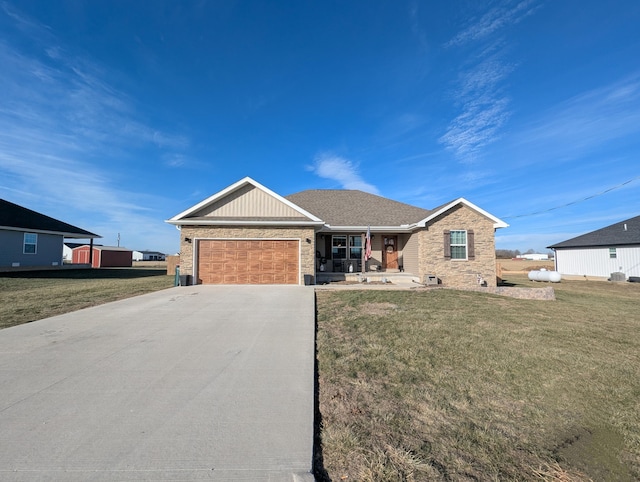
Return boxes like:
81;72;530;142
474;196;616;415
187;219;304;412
449;229;468;261
167;177;323;223
168;219;324;227
23;232;37;255
413;198;509;229
193;237;302;285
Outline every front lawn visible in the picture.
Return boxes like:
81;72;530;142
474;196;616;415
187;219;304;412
0;268;174;329
315;276;640;481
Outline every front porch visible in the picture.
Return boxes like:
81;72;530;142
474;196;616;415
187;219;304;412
315;270;421;286
315;231;414;274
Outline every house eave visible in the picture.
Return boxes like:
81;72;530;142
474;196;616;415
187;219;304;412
320;225;414;233
0;225;101;239
549;242;640;250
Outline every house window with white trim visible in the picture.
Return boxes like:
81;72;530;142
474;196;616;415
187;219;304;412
24;233;37;254
332;235;347;259
450;230;467;260
609;247;617;259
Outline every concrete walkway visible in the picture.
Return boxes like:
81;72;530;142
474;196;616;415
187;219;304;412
0;286;316;481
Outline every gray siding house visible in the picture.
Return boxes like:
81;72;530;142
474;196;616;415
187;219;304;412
0;199;100;270
548;215;640;279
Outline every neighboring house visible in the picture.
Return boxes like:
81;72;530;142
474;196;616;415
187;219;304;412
139;250;166;261
0;199;100;270
133;250;166;261
548;215;640;279
72;245;133;268
166;177;508;287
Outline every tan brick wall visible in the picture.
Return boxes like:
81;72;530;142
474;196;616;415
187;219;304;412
418;204;498;288
178;225;316;285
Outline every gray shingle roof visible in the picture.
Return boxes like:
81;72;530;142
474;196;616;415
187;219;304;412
285;190;431;226
0;199;100;238
548;215;640;248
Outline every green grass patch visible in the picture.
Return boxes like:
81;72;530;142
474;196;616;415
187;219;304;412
316;276;640;481
0;268;174;329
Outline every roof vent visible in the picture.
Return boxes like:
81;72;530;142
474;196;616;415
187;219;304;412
624;223;627;231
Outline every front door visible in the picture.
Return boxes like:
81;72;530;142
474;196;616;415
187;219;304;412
382;236;398;270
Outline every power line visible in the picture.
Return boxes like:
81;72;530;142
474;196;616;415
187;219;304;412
503;176;640;220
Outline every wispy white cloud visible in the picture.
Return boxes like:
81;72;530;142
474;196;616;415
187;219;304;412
440;1;537;163
439;54;513;161
439;87;511;161
0;4;187;252
515;75;640;159
446;0;539;48
310;153;380;194
408;1;429;53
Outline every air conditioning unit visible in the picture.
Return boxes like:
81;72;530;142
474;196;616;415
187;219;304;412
424;274;438;285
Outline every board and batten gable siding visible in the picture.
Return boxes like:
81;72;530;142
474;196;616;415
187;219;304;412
418;204;497;288
555;246;640;278
0;230;63;268
179;225;316;285
190;184;306;219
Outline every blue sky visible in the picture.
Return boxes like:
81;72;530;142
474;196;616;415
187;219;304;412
1;1;639;255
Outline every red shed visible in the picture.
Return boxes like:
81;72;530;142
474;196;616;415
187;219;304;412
72;245;133;268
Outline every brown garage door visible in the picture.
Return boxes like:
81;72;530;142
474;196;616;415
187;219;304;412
197;239;299;284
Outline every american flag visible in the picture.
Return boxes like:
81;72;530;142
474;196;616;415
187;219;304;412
365;226;372;260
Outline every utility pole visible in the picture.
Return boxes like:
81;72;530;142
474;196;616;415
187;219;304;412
117;233;120;247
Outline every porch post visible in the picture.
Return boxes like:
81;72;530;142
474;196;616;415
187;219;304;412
361;233;365;273
89;238;94;267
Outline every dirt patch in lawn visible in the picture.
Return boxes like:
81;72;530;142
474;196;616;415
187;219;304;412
552;426;634;481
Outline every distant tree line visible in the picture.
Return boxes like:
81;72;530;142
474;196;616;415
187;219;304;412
496;249;521;259
496;249;554;259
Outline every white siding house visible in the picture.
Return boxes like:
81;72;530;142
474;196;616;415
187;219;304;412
548;215;640;279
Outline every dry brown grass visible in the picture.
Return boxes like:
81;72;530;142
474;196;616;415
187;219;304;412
0;268;174;329
498;258;556;272
315;276;640;481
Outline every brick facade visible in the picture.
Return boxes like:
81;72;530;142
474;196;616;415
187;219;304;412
418;204;498;288
179;225;316;285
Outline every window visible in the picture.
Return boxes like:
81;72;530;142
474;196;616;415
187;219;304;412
24;233;37;254
332;235;347;259
332;235;364;259
609;248;617;259
450;230;467;259
349;235;362;259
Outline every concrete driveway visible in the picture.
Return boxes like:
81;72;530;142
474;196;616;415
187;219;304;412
0;285;316;481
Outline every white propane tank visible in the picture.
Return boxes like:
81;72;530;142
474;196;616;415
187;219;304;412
528;269;561;283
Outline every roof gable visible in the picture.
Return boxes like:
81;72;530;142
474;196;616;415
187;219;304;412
0;199;100;239
549;215;640;248
415;198;509;229
167;177;323;225
285;190;431;227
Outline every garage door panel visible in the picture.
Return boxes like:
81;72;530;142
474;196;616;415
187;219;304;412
197;239;299;285
207;273;224;284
